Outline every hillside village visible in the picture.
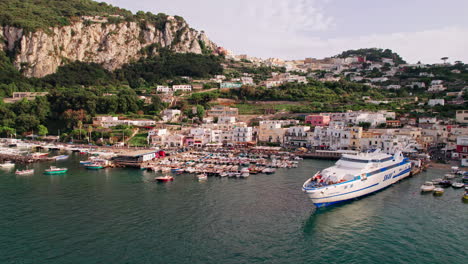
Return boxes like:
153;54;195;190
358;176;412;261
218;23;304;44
2;47;468;167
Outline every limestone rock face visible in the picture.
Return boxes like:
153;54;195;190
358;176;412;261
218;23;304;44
0;17;219;77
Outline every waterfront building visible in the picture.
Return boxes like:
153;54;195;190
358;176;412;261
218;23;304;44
148;129;168;147
456;136;468;159
233;127;253;143
258;122;287;144
284;126;311;147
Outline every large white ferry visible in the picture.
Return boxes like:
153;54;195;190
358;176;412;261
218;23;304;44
302;150;411;207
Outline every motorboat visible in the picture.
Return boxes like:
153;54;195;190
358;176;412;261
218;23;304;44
155;175;174;182
54;155;69;161
463;191;468;202
452;182;464;189
44;166;68;175
420;182;435;192
302;151;412;207
85;163;104;170
444;173;455;180
433;188;445;196
15;169;34;175
439;180;452;188
462;176;468;183
197;173;208;181
431;178;443;185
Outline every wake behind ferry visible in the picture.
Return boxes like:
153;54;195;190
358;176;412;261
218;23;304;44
302;150;411;207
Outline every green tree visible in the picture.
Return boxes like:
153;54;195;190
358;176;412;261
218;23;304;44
37;124;48;136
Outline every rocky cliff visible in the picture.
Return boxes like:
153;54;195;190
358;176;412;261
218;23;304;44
0;16;219;77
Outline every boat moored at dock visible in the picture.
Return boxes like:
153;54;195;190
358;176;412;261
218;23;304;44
302;150;411;208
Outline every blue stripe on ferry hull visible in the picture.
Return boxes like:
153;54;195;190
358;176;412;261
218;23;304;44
312;168;411;208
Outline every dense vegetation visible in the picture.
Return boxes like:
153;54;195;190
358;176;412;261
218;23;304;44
225;80;384;103
0;0;134;32
116;49;224;88
335;48;406;65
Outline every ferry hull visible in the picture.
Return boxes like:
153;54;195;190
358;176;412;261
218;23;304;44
304;166;411;208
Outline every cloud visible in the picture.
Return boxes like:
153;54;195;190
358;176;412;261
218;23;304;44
262;26;468;63
102;0;468;64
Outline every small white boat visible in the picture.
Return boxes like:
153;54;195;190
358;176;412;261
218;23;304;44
452;182;464;189
240;172;250;178
432;178;443;184
420;182;435;192
433;188;445;196
155;175;174;182
219;172;228;177
197;173;207;181
0;161;15;168
444;173;455;180
15;169;34;175
54;155;69;160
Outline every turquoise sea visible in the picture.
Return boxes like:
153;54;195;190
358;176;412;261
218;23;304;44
0;154;466;264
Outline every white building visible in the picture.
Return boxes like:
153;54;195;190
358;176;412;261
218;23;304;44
428;99;445;106
161;109;181;123
233;127;253;143
386;85;401;90
93;116;156;128
241;77;254;85
218;116;236;124
419;117;437;124
156;86;172;93
172;85;192;92
428;84;446;92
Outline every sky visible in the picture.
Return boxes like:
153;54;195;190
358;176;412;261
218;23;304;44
103;0;468;63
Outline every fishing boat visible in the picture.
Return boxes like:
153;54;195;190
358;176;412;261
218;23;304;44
0;161;15;168
44;166;68;175
452;182;464;189
15;169;34;175
155;175;174;182
197;173;208;181
420;182;435;192
302;151;411;208
433;188;445;196
84;163;104;170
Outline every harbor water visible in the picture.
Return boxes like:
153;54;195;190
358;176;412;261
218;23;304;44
0;154;466;264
